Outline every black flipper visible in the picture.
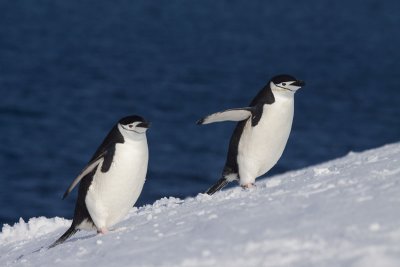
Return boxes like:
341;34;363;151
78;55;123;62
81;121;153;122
48;226;79;248
205;178;229;195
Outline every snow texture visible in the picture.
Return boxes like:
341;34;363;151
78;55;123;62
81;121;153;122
1;143;400;267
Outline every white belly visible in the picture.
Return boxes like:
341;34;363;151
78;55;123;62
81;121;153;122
238;96;294;185
84;139;148;230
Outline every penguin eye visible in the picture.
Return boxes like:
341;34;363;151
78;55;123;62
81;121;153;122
128;125;133;128
282;83;286;86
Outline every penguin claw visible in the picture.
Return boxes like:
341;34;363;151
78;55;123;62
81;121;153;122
97;228;108;235
241;183;256;190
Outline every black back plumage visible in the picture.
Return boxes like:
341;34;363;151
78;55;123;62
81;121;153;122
89;125;124;172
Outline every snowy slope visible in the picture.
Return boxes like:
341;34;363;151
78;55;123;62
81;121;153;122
1;143;400;267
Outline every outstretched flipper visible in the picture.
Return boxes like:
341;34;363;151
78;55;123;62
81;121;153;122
205;178;229;195
62;154;105;199
48;226;79;248
197;107;253;125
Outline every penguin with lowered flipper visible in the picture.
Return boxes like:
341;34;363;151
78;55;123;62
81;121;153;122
197;74;305;195
49;115;150;248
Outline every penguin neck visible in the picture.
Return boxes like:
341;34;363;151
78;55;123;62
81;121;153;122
124;133;147;144
272;90;295;102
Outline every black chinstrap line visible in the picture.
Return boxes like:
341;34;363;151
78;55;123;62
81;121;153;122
121;127;146;134
275;84;295;92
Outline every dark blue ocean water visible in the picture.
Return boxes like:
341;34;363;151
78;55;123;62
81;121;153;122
1;1;399;226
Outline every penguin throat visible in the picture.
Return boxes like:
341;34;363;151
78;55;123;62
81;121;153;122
127;129;143;134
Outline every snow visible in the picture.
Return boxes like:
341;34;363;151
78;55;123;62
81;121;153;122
1;142;400;267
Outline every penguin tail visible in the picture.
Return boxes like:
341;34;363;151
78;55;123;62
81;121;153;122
48;225;78;249
205;178;229;195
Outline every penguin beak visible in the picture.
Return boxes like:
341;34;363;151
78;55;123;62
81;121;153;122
137;121;151;128
292;80;305;87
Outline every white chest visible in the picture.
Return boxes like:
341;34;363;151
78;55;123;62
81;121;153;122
238;95;294;181
85;139;148;229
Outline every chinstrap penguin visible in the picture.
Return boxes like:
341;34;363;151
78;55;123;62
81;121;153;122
49;115;150;248
197;74;305;194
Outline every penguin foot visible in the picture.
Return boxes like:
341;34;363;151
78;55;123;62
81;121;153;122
97;228;108;235
241;183;256;190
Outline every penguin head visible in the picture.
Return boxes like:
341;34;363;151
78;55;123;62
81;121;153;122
117;115;150;139
270;74;305;95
